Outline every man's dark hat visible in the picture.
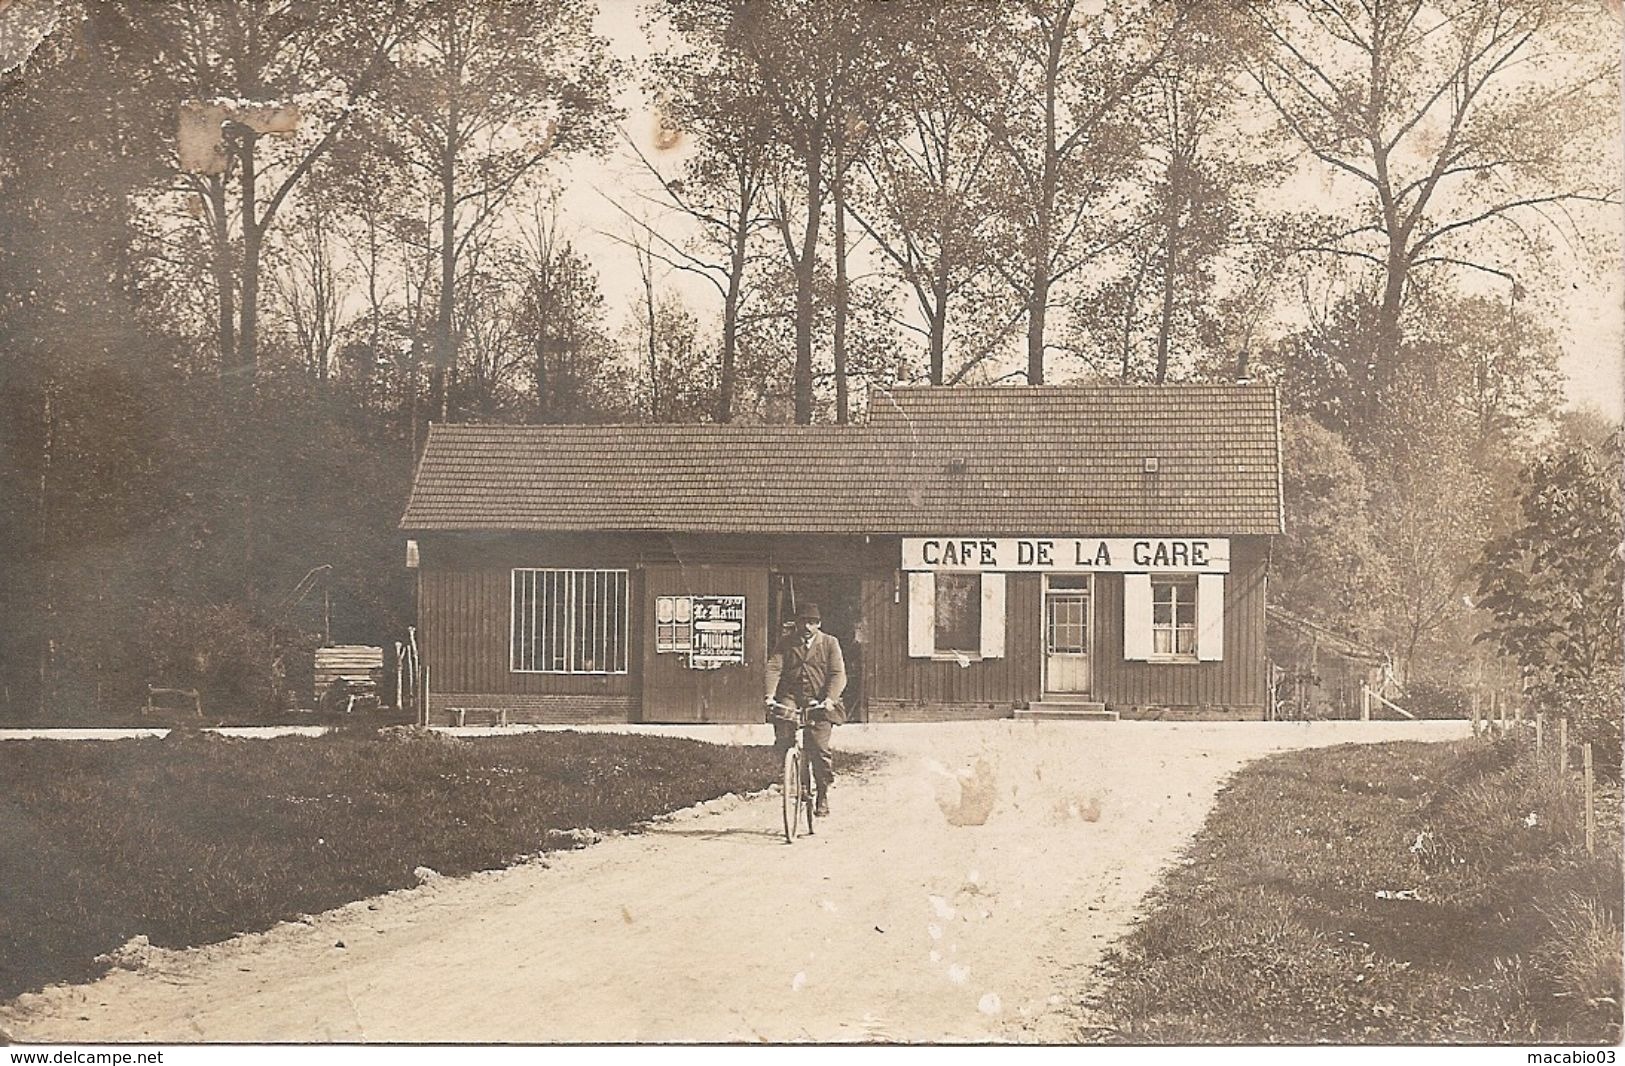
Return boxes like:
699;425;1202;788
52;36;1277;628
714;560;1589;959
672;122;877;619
795;603;822;622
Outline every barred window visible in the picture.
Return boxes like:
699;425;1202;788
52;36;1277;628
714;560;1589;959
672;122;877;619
511;569;629;674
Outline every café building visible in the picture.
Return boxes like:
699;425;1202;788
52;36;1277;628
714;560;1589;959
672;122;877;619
400;385;1283;724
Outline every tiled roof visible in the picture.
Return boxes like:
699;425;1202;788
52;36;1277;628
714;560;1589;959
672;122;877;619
401;385;1284;536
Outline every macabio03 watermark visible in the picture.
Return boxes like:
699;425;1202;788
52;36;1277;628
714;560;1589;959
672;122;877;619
1528;1052;1616;1063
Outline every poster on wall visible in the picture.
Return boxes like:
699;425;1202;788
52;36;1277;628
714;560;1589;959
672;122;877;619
655;596;693;653
688;595;745;669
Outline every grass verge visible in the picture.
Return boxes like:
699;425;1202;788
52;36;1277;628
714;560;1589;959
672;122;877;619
0;727;844;1000
1086;735;1622;1044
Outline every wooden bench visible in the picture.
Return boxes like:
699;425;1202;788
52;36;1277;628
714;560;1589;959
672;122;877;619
145;685;202;717
447;707;509;727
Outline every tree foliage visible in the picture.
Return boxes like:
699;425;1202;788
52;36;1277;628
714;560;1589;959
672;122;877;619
1474;439;1624;690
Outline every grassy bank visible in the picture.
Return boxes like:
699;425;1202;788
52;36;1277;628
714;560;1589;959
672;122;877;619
0;728;805;1000
1086;736;1622;1044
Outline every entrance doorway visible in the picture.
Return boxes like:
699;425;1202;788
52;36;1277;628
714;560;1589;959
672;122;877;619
1044;575;1092;695
769;572;865;720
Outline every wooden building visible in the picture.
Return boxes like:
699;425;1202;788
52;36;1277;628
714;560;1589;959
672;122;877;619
400;385;1284;724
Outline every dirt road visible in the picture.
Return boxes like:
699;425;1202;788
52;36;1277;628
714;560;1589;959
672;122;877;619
0;720;1466;1043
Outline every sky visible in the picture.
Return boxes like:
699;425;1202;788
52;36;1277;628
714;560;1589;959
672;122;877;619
558;0;1625;422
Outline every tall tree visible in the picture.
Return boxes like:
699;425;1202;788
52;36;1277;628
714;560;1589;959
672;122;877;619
157;0;423;376
512;209;620;423
366;0;619;421
1067;3;1273;383
639;30;775;422
0;3;176;717
976;0;1194;384
851;6;1012;385
1245;0;1618;432
672;0;910;423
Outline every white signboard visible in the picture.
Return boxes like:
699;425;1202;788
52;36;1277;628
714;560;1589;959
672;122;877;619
901;537;1229;574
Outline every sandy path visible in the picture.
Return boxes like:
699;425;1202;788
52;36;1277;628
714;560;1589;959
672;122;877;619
0;720;1467;1044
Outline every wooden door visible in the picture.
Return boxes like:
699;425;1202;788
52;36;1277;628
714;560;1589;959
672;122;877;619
1044;581;1092;695
641;565;769;722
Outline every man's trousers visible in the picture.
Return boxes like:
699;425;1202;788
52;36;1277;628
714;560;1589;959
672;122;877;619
773;720;834;793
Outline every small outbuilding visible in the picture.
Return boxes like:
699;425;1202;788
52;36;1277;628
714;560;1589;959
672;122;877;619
400;385;1284;724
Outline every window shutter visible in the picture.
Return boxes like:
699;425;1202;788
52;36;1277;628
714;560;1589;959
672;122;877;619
979;573;1006;659
908;572;935;658
1122;573;1152;661
1197;573;1225;661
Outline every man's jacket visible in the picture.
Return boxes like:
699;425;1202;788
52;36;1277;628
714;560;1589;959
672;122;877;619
765;630;847;724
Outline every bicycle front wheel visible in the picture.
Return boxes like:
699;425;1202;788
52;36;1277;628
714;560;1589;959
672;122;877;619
802;756;816;836
782;746;802;842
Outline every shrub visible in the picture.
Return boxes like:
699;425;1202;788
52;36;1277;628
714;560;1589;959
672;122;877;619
140;601;280;714
1399;678;1473;720
1542;673;1623;780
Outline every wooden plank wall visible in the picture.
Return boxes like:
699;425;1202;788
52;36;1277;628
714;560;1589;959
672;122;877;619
416;532;893;706
419;564;639;698
860;573;1043;709
1091;536;1269;709
641;564;768;724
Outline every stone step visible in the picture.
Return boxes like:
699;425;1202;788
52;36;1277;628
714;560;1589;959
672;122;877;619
1014;701;1118;721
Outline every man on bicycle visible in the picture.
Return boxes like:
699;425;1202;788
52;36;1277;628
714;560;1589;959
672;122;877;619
764;602;846;817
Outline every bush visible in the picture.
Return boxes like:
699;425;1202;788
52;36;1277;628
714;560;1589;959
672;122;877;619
140;601;280;714
1398;678;1473;720
1542;673;1623;781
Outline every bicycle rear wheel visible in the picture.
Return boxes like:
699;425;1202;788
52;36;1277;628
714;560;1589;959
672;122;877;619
782;746;802;842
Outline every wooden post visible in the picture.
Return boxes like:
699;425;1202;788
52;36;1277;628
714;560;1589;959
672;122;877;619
1471;694;1480;738
1584;743;1596;857
1536;713;1545;757
1360;679;1370;721
1559;717;1569;773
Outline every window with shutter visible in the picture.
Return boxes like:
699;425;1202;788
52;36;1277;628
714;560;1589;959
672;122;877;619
908;572;1005;659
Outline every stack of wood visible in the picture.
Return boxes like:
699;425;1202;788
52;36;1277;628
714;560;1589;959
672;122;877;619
313;645;384;704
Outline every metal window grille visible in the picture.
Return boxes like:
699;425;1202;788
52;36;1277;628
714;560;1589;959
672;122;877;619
1151;576;1197;656
511;569;629;674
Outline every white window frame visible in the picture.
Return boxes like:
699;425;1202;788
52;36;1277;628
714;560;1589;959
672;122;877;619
1124;571;1225;663
510;568;630;675
907;571;1005;661
1149;575;1199;661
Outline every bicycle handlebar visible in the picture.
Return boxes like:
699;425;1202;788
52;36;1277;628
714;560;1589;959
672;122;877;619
766;697;828;710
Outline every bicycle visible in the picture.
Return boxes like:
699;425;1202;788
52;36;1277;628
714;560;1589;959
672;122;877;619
767;697;826;843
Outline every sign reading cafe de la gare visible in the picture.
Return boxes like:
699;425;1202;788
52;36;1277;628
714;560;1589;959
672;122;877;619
902;537;1231;574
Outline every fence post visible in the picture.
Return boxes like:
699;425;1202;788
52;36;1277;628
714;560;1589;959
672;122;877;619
1558;717;1569;773
1535;713;1545;758
1360;679;1370;722
1471;694;1480;738
1584;743;1596;857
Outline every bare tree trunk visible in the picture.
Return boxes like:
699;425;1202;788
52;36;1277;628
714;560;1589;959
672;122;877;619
36;379;53;719
928;277;949;386
792;132;825;425
238;132;262;375
832;136;850;424
1026;10;1068;387
433;140;456;423
1154;178;1180;385
719;252;742;422
639;239;660;419
208;175;236;369
1026;255;1050;385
